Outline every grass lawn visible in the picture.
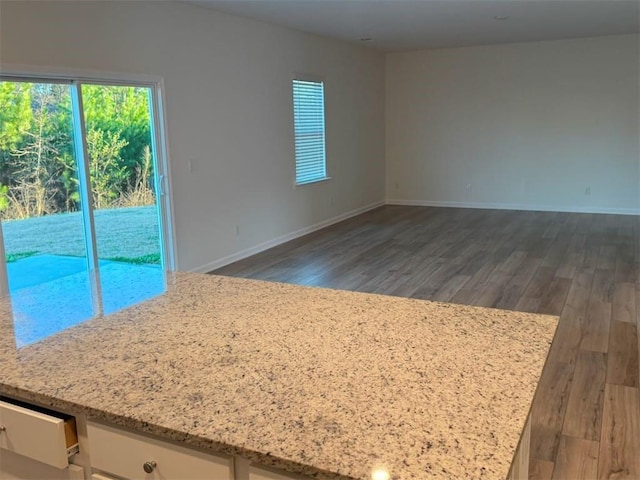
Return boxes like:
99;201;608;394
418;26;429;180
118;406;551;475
2;206;160;264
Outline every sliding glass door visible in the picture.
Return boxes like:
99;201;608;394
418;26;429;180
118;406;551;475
0;76;172;345
0;80;95;344
80;83;166;314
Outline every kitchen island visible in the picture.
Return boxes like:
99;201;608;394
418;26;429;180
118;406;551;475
0;272;557;479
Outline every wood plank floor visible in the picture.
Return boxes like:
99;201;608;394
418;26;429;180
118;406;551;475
212;205;640;479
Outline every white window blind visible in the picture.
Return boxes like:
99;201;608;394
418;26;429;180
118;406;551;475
293;79;327;185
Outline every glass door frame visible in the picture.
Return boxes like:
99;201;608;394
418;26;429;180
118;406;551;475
0;70;177;296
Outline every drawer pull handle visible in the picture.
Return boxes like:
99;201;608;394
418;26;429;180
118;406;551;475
0;425;5;433
143;460;157;473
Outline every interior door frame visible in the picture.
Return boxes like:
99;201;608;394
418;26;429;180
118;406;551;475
0;65;177;296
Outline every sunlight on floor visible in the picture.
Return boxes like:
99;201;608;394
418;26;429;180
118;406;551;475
7;254;165;347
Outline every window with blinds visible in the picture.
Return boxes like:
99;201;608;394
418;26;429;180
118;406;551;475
292;79;327;185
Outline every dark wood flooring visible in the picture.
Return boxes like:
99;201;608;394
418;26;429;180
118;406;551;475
213;205;640;479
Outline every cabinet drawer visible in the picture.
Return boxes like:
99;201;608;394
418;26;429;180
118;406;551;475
249;465;307;480
0;400;78;469
88;421;233;480
92;474;118;480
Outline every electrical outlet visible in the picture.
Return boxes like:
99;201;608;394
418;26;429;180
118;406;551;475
585;186;591;195
466;184;472;191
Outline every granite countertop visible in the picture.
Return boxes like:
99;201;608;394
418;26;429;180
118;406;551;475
0;272;557;479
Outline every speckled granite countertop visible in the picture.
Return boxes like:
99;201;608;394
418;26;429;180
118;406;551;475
0;272;557;479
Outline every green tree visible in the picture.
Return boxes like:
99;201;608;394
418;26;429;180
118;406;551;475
86;128;128;209
82;85;151;192
1;83;76;218
0;82;153;219
0;82;32;152
0;82;33;214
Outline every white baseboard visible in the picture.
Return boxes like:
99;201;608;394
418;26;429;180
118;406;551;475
191;200;385;273
385;199;640;216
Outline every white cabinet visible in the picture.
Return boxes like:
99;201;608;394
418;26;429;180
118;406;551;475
0;400;79;469
87;421;233;480
0;450;84;480
234;457;308;480
86;422;308;480
0;399;82;480
90;474;118;480
508;415;531;480
248;466;306;480
0;399;307;480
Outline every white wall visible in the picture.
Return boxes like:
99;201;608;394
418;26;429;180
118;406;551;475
386;34;640;214
0;1;385;271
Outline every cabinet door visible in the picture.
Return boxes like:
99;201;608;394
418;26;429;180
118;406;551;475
0;449;83;480
87;422;233;480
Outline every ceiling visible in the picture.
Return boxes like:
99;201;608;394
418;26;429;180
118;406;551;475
187;0;640;52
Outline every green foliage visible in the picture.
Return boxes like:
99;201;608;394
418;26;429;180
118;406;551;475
5;251;39;263
0;82;32;152
0;185;9;213
0;81;155;219
107;253;160;265
1;83;77;218
0;83;33;216
118;145;156;207
82;85;153;192
86;128;129;209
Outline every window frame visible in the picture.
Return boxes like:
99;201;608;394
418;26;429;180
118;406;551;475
292;74;330;187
